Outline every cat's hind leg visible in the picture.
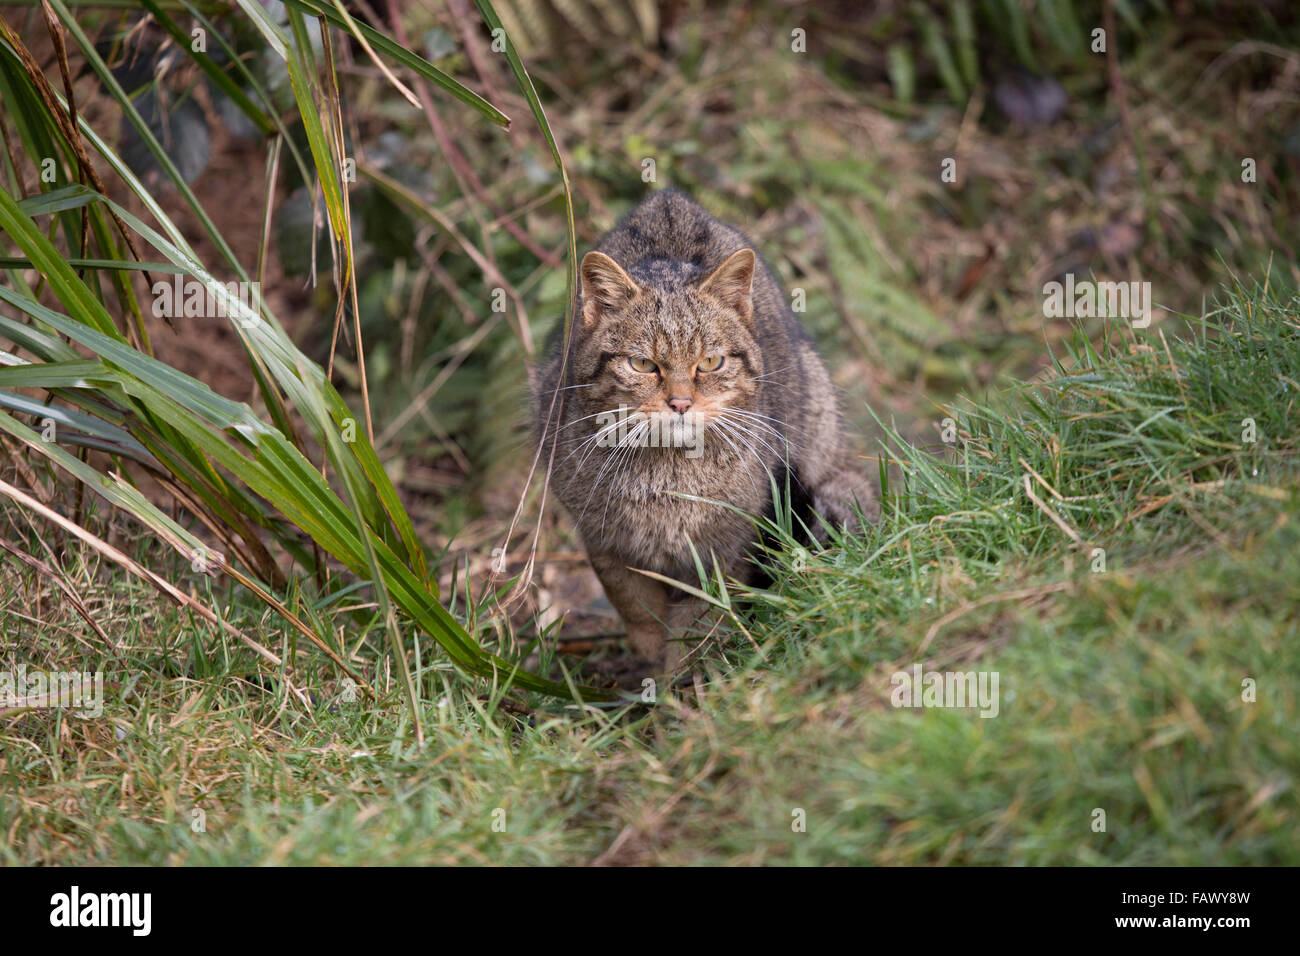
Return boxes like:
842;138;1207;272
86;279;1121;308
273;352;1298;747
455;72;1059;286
808;462;878;534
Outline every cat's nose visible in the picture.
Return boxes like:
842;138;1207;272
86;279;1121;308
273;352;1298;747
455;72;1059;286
667;397;693;414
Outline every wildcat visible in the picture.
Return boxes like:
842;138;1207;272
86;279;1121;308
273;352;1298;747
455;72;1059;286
534;190;874;671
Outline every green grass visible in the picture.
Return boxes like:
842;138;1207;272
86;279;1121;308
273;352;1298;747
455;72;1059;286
3;280;1296;864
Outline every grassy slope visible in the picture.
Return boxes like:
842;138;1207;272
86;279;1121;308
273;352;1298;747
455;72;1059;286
1;283;1297;865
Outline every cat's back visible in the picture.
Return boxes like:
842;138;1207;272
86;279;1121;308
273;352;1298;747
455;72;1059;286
594;189;745;270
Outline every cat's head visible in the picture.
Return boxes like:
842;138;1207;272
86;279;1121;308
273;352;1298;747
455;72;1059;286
567;248;764;449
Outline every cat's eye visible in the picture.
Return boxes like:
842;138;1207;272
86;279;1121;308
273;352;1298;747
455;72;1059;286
697;354;725;373
627;356;658;373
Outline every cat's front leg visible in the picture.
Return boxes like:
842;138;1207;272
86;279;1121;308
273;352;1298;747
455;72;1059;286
587;548;671;664
586;550;713;679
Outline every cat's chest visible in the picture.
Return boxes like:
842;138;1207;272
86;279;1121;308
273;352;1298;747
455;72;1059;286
581;452;765;571
605;448;760;505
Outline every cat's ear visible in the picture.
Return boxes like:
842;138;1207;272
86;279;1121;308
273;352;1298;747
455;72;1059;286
700;248;756;323
580;251;640;330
